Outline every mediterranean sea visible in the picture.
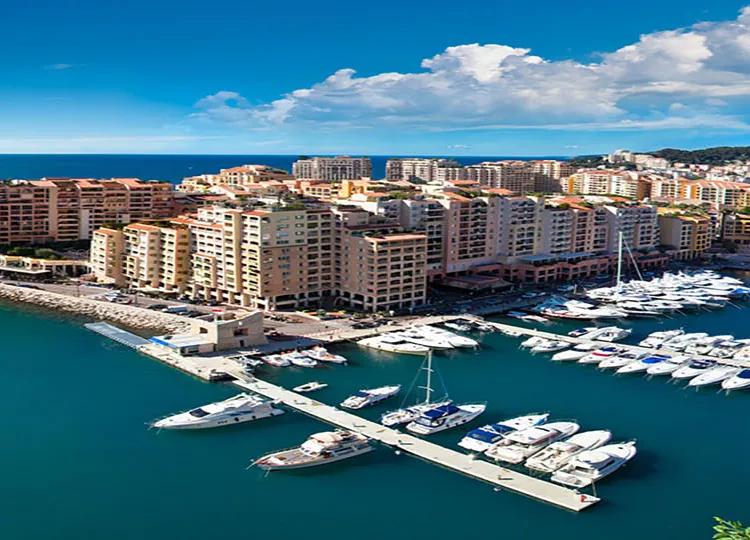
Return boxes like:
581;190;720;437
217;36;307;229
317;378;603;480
0;154;566;183
1;298;749;540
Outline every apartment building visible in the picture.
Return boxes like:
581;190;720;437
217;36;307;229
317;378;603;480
721;212;750;248
604;203;659;251
180;165;292;192
337;232;427;312
495;195;542;262
658;213;712;260
385;158;465;183
292;156;372;181
465;161;536;193
563;170;649;199
398;198;445;274
686;180;750;209
0;177;176;245
89;227;125;285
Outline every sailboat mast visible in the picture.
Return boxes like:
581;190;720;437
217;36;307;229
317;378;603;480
424;350;433;404
616;230;623;291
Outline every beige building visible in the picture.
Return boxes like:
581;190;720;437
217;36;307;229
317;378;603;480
180;165;292;193
293;156;372;181
658;213;712;260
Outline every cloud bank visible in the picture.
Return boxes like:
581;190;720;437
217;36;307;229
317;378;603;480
194;7;750;132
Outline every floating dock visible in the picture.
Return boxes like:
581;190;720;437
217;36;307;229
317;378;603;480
230;372;599;512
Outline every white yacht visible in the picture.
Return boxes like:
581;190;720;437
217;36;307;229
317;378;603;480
304;346;347;364
393;330;455;350
551;343;598;362
552;442;637;488
282;351;318;368
639;329;684;348
531;339;570;354
598;351;647;370
152;394;283;430
721;369;750;391
661;332;709;351
671;359;718;380
458;413;550;453
687;366;740;387
381;399;453;427
262;354;291;367
420;326;478;348
616;353;672;374
254;430;372;470
484;422;580;464
520;336;545;349
293;381;328;393
646;356;688;376
578;346;624;365
525;430;612;473
406;402;486;435
593;327;632;342
357;336;430;355
340;385;401;409
685;335;735;356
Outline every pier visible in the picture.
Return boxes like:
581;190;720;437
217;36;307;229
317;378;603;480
480;319;750;369
229;372;599;512
85;322;150;349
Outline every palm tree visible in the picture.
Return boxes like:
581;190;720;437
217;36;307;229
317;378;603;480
714;518;750;539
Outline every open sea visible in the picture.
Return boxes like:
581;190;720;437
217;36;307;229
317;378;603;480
1;299;749;540
0;154;566;183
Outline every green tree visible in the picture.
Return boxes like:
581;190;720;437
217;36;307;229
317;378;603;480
714;517;750;539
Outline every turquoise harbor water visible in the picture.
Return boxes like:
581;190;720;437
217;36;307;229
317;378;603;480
2;301;749;539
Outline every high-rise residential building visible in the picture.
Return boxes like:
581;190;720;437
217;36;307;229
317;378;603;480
721;212;750;248
562;170;649;199
658;213;712;260
0;177;176;245
603;203;659;251
292;156;372;181
180;165;293;192
465;161;537;193
385;158;465;183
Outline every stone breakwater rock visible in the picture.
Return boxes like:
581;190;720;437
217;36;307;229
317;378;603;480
0;284;191;333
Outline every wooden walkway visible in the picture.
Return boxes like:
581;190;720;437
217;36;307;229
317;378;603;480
230;371;599;512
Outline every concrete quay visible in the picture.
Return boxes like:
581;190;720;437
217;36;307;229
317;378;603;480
0;283;191;333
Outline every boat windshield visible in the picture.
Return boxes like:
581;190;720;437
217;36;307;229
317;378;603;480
188;408;210;418
738;370;750;379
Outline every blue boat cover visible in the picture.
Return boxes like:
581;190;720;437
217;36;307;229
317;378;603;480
642;357;665;364
738;369;750;379
423;404;460;419
469;427;501;443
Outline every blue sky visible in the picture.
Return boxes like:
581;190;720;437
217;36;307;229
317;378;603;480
3;0;750;155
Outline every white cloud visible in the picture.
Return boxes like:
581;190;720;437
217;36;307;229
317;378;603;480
194;7;750;132
43;63;80;71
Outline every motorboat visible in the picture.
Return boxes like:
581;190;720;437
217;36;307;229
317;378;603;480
530;339;570;354
357;336;430;355
525;430;612;473
733;346;750;361
616;354;672;374
671;359;718;380
340;385;401;409
253;430;372;470
151;393;283;429
615;302;661;318
457;413;550;453
593;327;632;342
262;354;291;367
420;326;478;348
520;336;545;349
551;343;598;362
507;311;549;323
484;422;580;464
304;346;347;364
568;327;598;338
551;442;637;488
721;368;750;391
393;330;455;350
684;335;735;356
578;346;624;365
646;356;688;376
639;329;684;348
598;351;648;370
282;351;318;368
687;366;740;387
293;381;328;393
443;321;472;332
661;332;709;351
381;399;452;427
406;402;486;435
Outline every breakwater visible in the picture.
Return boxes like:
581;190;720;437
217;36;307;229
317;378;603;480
0;283;190;333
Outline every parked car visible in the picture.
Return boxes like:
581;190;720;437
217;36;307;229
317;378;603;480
147;304;168;311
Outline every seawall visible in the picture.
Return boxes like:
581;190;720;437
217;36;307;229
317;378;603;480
0;283;190;334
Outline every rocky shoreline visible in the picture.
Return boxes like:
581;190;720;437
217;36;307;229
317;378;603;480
0;284;191;334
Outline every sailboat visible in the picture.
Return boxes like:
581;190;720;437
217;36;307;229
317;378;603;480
380;351;451;427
